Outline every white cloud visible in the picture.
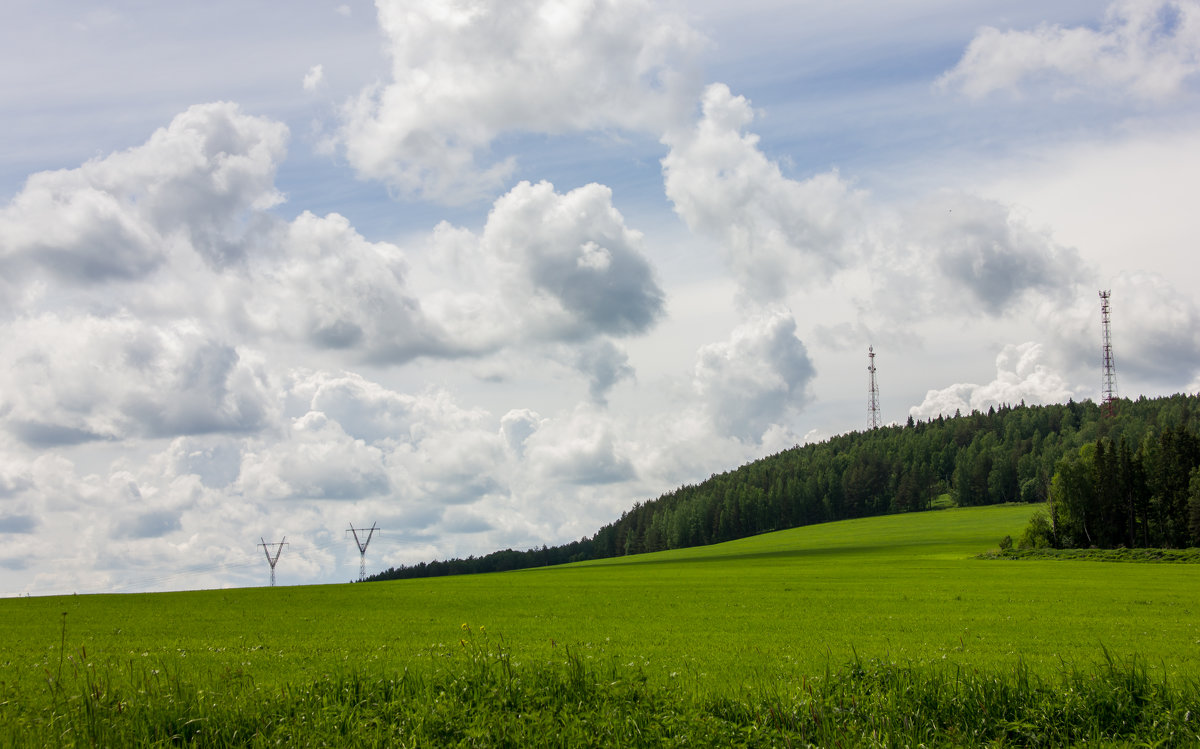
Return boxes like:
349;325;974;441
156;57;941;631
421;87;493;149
295;371;483;446
237;410;390;501
338;0;704;201
572;339;634;404
662;83;866;303
910;342;1079;419
422;180;665;348
525;407;635;485
692;309;815;443
0;315;275;446
500;408;542;456
303;63;325;92
891;192;1085;317
0;102;287;281
939;0;1200;100
661;84;1086;331
245;210;452;362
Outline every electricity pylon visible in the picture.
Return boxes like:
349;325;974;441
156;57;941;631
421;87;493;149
258;537;288;586
347;522;380;582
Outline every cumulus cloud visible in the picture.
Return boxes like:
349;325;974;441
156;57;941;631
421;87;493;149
168;437;244;489
939;0;1200;100
573;339;634;404
662;83;866;303
234;180;664;368
692;310;815;443
0;315;275;446
895;192;1084;317
295;371;484;445
661;84;1085;326
500;409;542;456
245;210;454;362
279;371;509;507
303;64;325;92
115;507;184;540
910;342;1079;419
411;427;507;505
424;180;665;347
237;410;390;501
0;464;32;498
484;181;665;337
525;407;635;485
0;102;286;281
338;0;703;201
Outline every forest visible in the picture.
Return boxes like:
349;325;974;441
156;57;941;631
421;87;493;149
366;393;1200;582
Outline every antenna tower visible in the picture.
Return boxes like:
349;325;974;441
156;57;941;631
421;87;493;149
1099;290;1118;418
347;522;380;582
867;346;880;430
258;537;288;586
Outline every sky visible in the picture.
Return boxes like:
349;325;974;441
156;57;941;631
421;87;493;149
2;0;1199;596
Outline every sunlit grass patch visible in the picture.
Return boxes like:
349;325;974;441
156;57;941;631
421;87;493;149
2;504;1199;745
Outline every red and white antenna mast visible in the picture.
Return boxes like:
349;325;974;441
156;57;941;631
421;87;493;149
1099;290;1118;418
868;346;880;429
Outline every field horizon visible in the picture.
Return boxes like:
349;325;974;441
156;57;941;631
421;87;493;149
4;502;1199;745
3;503;1196;688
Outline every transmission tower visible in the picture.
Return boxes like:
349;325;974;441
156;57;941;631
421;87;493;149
1099;290;1118;418
347;522;380;582
867;346;881;430
258;537;288;586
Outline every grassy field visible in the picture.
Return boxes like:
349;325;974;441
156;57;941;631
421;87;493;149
2;503;1199;745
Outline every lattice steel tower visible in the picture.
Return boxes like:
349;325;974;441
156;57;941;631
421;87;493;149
867;346;880;430
1100;290;1118;418
347;522;380;583
258;537;288;586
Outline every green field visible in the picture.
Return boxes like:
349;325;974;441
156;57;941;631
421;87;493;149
3;503;1199;746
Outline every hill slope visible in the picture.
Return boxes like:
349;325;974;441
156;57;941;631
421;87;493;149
4;503;1196;687
369;393;1200;581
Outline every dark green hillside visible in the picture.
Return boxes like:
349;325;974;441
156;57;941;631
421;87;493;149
368;393;1200;581
1019;398;1200;550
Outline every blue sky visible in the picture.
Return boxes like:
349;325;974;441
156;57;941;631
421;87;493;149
2;0;1199;595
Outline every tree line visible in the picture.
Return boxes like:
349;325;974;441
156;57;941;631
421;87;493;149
365;393;1200;582
1026;416;1200;549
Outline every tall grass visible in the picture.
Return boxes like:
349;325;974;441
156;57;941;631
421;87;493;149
7;628;1197;748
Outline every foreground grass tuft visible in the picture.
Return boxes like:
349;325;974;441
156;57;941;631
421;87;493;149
8;630;1197;748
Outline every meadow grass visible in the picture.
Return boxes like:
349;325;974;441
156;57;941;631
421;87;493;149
2;503;1199;745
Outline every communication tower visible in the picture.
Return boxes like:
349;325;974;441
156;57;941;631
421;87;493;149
868;346;880;430
1099;290;1118;417
347;522;380;582
258;537;288;586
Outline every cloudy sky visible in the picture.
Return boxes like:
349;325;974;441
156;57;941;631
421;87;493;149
2;0;1199;595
